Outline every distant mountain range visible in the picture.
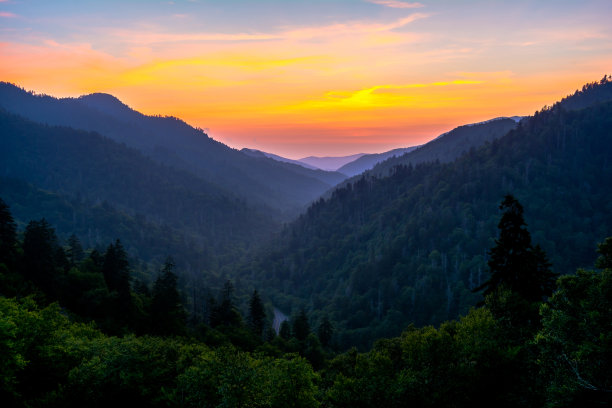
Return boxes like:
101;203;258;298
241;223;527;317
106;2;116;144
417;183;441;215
241;148;319;170
0;83;344;217
298;153;367;171
336;146;420;177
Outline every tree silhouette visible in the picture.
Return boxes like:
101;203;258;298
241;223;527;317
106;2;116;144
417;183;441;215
151;257;185;335
476;195;556;302
292;309;310;341
317;315;333;347
0;198;16;266
247;290;266;338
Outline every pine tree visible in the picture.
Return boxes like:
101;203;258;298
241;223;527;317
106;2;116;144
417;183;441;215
279;320;291;340
102;239;131;297
22;218;61;297
0;198;17;266
475;195;556;302
292;308;310;341
150;257;186;335
247;290;266;338
66;234;85;267
317;315;333;347
214;279;242;327
595;237;612;269
102;239;132;327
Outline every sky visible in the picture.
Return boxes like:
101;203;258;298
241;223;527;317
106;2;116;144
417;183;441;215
1;0;611;158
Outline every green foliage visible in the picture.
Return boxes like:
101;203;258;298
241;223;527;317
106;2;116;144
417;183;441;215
537;268;612;407
151;257;186;336
293;309;311;341
248;290;266;338
478;195;556;302
317;316;333;347
249;87;612;349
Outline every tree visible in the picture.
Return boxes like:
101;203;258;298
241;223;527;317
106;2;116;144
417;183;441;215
102;239;132;327
538;245;612;406
151;257;186;335
475;195;556;302
279;321;291;340
102;239;131;297
0;198;17;266
317;315;333;347
247;290;266;338
595;237;612;269
66;234;84;267
211;280;242;328
292;309;310;341
22;218;63;298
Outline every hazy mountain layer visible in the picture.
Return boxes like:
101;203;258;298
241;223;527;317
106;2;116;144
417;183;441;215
0;83;344;217
0;110;276;268
336;146;420;177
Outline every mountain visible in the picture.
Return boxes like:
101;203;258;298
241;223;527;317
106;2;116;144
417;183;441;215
336;146;420;177
244;77;612;350
298;153;367;171
0;83;344;217
366;117;520;178
0;109;276;269
240;148;347;186
241;148;319;170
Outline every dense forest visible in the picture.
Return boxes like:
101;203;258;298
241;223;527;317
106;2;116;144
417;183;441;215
1;196;610;407
246;77;612;349
1;77;612;407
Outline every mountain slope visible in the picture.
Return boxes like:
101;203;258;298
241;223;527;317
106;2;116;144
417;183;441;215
240;148;347;186
298;153;367;171
241;148;319;170
336;146;420;177
367;117;519;178
0;109;276;263
246;77;612;350
0;83;343;216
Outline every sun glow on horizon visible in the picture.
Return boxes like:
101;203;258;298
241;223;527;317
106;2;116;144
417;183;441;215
1;0;611;157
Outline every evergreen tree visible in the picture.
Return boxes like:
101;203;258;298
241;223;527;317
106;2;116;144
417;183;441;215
151;257;186;335
22;218;61;297
102;239;132;327
595;237;612;269
0;198;17;266
317;315;333;347
66;234;85;267
102;239;131;297
247;290;266;338
292;309;310;341
214;280;242;327
279;320;291;340
476;195;556;302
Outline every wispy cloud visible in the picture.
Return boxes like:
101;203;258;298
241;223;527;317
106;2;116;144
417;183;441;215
0;11;16;18
110;13;428;46
283;13;428;39
366;0;424;9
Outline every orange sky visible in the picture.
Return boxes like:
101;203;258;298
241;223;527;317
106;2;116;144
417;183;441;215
1;0;611;158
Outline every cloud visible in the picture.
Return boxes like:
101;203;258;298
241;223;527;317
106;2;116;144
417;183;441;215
366;0;424;9
0;11;16;18
283;13;428;39
109;13;428;46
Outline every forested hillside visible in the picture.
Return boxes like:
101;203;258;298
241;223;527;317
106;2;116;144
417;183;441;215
0;83;346;216
0;110;275;271
247;77;612;349
1;195;610;407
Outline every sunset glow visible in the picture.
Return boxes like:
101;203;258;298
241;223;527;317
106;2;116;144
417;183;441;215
1;0;611;157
